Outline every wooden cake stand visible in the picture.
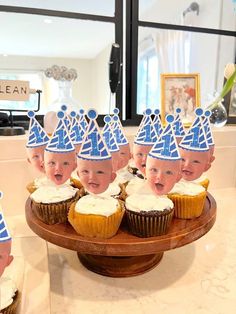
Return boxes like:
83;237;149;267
25;193;216;277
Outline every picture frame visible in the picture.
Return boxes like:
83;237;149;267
224;80;236;124
161;73;200;126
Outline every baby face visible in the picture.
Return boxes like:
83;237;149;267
77;158;116;194
133;143;152;176
118;144;131;170
26;146;45;173
146;157;181;195
111;151;120;172
0;241;13;277
179;148;210;181
44;151;76;185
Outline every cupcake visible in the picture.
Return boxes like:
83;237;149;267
26;176;62;194
70;170;83;189
0;277;20;314
30;185;82;225
168;180;207;219
68;195;125;239
125;193;174;237
125;176;146;197
97;180;127;201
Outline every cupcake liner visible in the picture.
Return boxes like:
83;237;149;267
1;290;20;314
118;183;128;201
168;191;207;219
26;182;37;194
68;200;125;239
70;177;83;189
126;208;174;237
199;178;209;190
32;190;83;225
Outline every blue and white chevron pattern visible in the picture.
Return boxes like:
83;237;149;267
153;115;163;137
0;212;11;242
70;115;83;145
173;114;185;137
202;116;214;146
102;122;119;153
135;115;157;145
26;118;49;148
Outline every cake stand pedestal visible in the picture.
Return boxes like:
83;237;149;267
25;193;216;277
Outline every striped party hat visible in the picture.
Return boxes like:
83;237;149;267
152;109;163;137
26;111;50;148
112;108;129;146
173;108;185;137
0;192;11;243
148;115;181;160
45;111;75;153
202;110;214;147
134;109;157;145
102;115;119;153
69;111;84;145
78;109;111;160
179;108;209;152
78;109;88;133
61;105;71;132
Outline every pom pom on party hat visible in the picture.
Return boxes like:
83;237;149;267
102;115;119;152
78;109;111;160
134;109;157;145
202;110;214;147
173;108;185;137
179;108;209;152
69;111;84;145
148;115;181;160
26;111;50;148
0;191;11;242
152;109;163;137
112;108;129;145
45;111;75;153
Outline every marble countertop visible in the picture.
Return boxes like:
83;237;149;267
46;187;236;314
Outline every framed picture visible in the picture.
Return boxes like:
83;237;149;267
224;81;236;124
161;73;200;126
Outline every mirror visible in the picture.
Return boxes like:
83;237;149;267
0;9;115;115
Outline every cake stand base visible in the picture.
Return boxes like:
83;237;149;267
77;253;164;277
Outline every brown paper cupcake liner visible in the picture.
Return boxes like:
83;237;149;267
168;191;207;219
70;177;83;189
1;290;20;314
32;190;84;225
126;208;174;237
68;200;125;239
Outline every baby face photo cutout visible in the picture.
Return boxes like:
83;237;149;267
179;108;210;181
112;109;131;169
102;115;120;172
44;111;76;185
26;111;50;173
0;193;13;277
133;109;157;176
146;115;182;195
77;109;115;194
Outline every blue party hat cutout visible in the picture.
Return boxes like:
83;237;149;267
26;111;50;148
102;115;119;152
173;108;185;137
45;111;75;153
69;111;84;145
148;115;181;161
179;108;209;152
202;110;214;147
78;109;111;161
78;109;88;133
152;109;163;137
61;105;71;132
112;108;129;146
0;192;11;243
134;109;157;145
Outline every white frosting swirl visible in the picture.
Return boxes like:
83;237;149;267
70;170;80;181
75;195;118;217
191;174;208;184
115;167;135;184
169;179;205;196
125;177;149;196
30;185;78;203
0;277;17;310
126;194;173;213
97;181;121;197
